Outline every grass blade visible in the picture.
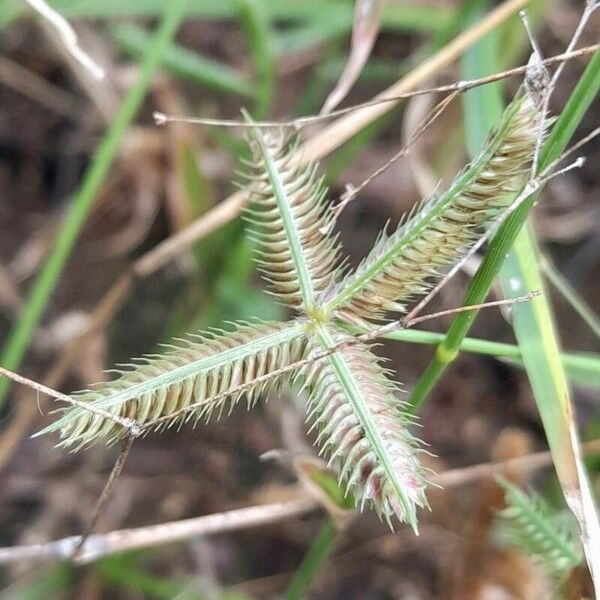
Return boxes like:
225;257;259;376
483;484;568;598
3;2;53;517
0;565;77;600
499;223;600;586
410;12;600;583
237;0;275;119
0;0;188;408
112;24;254;97
3;1;453;33
272;17;350;56
374;329;600;388
460;4;502;157
497;49;600;588
283;520;337;600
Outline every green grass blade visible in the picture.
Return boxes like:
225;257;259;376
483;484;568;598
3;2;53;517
283;519;337;600
3;1;452;33
499;226;574;460
237;0;275;119
380;3;453;33
460;5;502;158
0;1;188;408
502;353;600;390
414;14;600;582
496;52;600;585
407;5;503;411
539;50;600;168
112;24;254;97
371;329;600;387
0;565;77;600
499;225;600;586
272;15;350;56
98;554;208;599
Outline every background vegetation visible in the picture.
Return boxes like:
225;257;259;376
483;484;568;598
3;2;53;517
0;0;598;597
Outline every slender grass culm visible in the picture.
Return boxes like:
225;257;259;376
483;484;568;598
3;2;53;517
37;64;549;532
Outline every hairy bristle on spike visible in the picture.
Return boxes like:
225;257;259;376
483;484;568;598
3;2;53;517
243;123;344;311
41;321;306;449
325;88;548;324
302;327;428;528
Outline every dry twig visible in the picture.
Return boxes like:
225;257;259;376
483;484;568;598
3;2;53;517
23;0;105;80
1;439;599;565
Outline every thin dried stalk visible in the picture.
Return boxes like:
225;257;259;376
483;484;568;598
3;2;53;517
2;439;599;566
137;0;531;276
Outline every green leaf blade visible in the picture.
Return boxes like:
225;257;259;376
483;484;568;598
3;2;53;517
112;24;254;97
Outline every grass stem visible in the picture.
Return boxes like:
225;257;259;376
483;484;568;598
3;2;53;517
0;1;188;407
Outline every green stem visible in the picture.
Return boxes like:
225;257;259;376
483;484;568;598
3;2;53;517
0;1;188;407
112;24;254;97
407;48;600;413
237;0;275;119
408;4;508;412
283;519;336;600
376;329;600;378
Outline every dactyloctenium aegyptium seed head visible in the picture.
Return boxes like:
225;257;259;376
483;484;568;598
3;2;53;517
42;83;547;531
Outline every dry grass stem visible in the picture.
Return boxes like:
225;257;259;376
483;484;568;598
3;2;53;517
2;439;599;566
154;44;598;131
23;0;105;80
138;0;532;277
0;367;139;434
0;55;86;121
70;435;136;560
0;497;319;565
331;91;460;221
